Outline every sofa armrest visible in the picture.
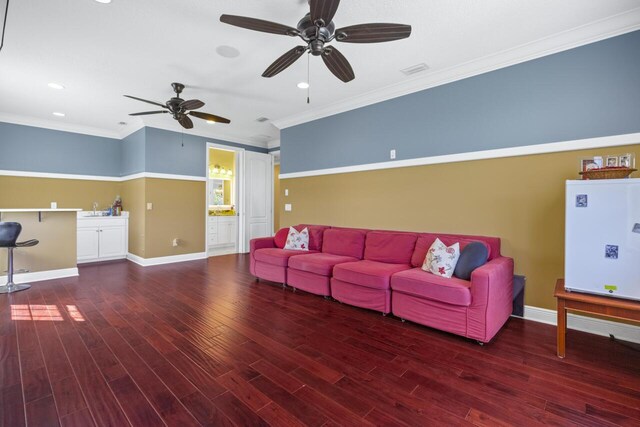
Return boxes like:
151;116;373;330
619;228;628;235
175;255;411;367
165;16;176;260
470;256;514;300
468;256;514;342
250;237;276;254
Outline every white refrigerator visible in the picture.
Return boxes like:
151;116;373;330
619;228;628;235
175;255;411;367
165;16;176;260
565;178;640;300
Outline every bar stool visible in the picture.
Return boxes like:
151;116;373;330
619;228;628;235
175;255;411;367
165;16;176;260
0;222;39;294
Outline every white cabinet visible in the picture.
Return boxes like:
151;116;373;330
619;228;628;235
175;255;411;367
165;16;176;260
77;214;128;263
208;216;237;255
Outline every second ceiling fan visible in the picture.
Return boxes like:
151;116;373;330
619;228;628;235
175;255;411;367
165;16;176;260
220;0;412;83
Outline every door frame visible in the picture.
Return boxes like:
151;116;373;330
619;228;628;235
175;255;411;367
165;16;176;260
205;142;245;255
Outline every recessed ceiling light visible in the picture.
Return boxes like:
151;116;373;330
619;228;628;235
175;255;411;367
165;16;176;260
52;112;65;117
48;83;65;90
216;45;240;59
297;82;310;89
94;0;112;4
207;120;216;125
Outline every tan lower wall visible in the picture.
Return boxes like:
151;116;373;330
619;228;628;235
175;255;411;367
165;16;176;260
279;144;640;310
144;178;206;258
0;211;77;274
121;178;146;257
0;176;121;210
1;175;207;264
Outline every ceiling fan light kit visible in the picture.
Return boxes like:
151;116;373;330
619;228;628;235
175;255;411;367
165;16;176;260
124;82;231;130
220;0;411;83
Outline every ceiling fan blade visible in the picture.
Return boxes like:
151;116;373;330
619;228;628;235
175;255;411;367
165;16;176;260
263;46;307;78
123;95;167;108
189;111;231;124
180;99;205;110
178;115;194;129
220;14;299;36
321;46;354;82
310;0;340;26
129;110;169;116
335;23;412;43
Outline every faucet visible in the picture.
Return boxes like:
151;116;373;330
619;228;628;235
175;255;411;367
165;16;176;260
92;202;98;214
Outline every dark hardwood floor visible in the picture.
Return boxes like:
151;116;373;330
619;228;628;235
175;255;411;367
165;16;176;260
1;254;639;426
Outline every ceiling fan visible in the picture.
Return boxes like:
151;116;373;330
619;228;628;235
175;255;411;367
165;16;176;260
124;83;231;129
220;0;412;83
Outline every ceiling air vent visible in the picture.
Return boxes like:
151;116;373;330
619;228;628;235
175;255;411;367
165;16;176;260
400;63;429;76
256;117;270;123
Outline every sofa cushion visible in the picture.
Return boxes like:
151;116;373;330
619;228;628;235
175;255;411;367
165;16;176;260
289;253;358;276
391;268;472;306
364;231;417;264
411;234;492;268
284;227;310;251
295;224;329;251
333;260;411;290
422;238;461;278
453;241;489;280
274;228;289;249
322;228;367;259
254;248;316;267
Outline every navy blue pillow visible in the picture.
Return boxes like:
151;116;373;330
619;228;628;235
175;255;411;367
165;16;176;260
453;242;489;280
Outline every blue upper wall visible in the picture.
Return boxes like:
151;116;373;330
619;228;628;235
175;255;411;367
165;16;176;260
0;122;268;177
0;122;121;176
120;127;145;175
145;127;267;177
281;30;640;174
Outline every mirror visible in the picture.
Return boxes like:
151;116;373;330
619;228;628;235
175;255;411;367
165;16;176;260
210;179;225;206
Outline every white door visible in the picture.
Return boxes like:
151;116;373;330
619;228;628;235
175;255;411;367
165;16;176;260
99;225;127;258
243;151;273;252
77;227;100;262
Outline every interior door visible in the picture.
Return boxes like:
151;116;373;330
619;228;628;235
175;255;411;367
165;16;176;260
243;151;273;252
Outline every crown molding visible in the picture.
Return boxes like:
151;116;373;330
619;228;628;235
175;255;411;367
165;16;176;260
0;113;121;139
279;132;640;179
142;123;270;150
267;139;281;150
272;8;640;130
0;114;273;150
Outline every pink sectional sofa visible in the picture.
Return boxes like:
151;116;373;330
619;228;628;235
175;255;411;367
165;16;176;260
250;225;514;343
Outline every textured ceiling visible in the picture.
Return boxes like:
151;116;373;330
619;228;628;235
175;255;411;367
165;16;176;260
0;0;639;146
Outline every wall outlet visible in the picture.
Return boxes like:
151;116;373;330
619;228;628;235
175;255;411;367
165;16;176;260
172;238;179;247
147;203;153;210
285;204;292;212
50;202;57;209
390;149;396;160
285;189;289;196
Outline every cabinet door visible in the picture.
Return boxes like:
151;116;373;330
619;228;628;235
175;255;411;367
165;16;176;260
99;225;127;258
77;227;100;262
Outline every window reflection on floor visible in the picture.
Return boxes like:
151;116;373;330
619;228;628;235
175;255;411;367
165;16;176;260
10;304;85;322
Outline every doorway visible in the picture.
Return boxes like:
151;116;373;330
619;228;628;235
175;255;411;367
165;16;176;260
205;143;274;256
206;145;241;256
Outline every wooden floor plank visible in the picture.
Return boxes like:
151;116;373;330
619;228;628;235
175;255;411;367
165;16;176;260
0;255;638;427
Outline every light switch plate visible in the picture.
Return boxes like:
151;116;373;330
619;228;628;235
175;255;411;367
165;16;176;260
285;189;289;196
147;203;153;210
50;202;57;209
285;204;292;212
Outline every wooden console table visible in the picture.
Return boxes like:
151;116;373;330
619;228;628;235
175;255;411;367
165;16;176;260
554;279;640;358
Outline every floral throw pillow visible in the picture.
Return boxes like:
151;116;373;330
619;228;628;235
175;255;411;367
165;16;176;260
284;227;310;251
422;238;461;278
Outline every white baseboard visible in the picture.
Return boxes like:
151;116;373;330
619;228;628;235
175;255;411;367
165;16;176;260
126;252;207;267
518;305;640;344
0;267;79;284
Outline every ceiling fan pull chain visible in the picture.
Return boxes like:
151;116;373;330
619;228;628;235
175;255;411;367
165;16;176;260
307;52;311;104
